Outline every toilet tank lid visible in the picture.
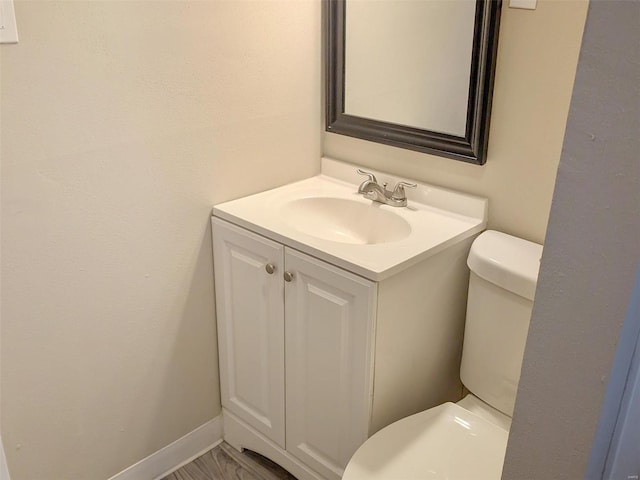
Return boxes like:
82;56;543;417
467;231;543;301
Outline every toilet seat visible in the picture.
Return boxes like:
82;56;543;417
343;401;509;480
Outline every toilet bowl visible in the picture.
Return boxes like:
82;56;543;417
343;231;543;480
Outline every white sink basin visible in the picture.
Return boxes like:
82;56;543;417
280;197;411;245
212;158;488;281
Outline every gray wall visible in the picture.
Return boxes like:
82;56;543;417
502;1;640;478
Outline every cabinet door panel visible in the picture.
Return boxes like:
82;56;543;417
284;248;376;479
212;218;285;447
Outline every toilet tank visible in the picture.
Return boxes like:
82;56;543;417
460;231;543;418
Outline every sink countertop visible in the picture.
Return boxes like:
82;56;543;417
212;158;488;281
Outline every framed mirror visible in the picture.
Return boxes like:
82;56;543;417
326;0;502;165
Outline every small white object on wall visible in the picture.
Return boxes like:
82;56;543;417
509;0;537;10
0;0;19;43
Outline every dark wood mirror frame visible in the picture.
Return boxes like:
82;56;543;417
326;0;502;165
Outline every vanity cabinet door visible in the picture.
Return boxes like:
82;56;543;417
212;218;286;448
284;248;377;480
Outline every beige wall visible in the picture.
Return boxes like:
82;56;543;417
324;0;589;244
0;1;320;478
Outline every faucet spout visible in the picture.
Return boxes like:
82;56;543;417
359;181;388;203
356;169;416;207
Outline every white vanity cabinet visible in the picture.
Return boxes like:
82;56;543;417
213;218;376;480
212;219;287;448
283;247;376;479
211;158;487;480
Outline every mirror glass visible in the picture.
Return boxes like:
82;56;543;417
326;0;502;165
345;0;476;136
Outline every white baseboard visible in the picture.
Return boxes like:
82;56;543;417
108;416;223;480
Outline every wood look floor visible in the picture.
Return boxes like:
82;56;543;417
162;442;298;480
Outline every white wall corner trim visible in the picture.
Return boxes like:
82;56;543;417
108;417;223;480
1;436;10;480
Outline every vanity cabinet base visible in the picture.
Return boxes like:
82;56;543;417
223;409;327;480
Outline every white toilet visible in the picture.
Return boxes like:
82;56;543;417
343;230;543;480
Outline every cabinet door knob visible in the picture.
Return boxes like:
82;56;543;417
265;263;276;274
284;271;294;282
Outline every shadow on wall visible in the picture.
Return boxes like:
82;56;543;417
1;436;9;480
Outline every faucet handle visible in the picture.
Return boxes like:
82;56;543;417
357;169;378;184
391;181;417;200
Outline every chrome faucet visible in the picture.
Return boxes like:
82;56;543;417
357;169;417;207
